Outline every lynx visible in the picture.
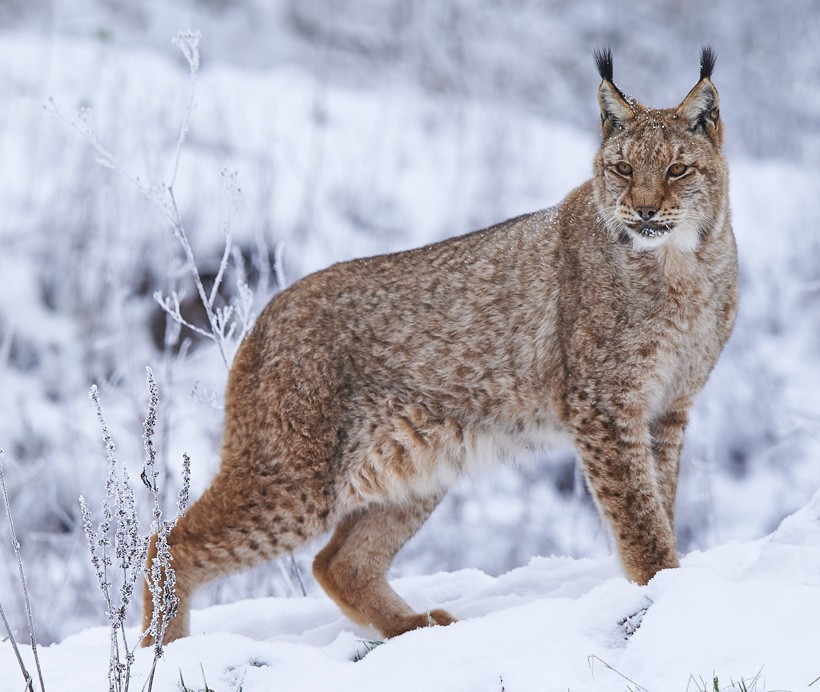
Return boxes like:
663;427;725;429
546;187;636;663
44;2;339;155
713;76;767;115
143;47;738;644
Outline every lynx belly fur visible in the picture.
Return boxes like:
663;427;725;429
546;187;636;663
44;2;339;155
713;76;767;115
143;48;738;644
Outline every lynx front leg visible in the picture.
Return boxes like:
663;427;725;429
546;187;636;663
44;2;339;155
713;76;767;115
313;494;456;638
574;407;678;584
651;402;691;528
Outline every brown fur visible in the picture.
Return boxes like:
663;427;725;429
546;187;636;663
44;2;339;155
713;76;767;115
142;50;738;644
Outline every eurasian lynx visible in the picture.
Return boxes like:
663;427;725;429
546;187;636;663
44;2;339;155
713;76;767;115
143;48;738;644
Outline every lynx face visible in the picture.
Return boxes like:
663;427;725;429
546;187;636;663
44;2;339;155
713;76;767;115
592;48;727;253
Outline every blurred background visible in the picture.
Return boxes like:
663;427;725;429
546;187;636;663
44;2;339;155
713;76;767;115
0;0;819;643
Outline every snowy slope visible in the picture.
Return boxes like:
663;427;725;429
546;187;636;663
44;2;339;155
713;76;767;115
0;2;819;664
4;489;820;691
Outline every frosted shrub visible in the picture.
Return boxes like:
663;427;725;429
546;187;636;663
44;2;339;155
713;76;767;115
80;368;190;692
49;30;305;606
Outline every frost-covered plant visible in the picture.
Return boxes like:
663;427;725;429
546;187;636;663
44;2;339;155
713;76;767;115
46;31;256;368
141;367;191;691
149;32;256;365
80;368;190;692
79;384;143;692
0;449;46;692
49;29;305;602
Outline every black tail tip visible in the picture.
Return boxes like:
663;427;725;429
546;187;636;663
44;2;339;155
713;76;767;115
594;47;613;82
700;46;717;80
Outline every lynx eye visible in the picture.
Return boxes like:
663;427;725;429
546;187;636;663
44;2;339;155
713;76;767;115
667;162;689;178
614;161;633;177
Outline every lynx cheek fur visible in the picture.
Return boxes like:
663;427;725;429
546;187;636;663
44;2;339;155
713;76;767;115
143;48;738;644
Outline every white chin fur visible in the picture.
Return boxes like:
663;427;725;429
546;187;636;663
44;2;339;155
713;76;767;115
628;220;702;253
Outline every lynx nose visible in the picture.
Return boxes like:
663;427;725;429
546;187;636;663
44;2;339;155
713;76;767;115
635;206;658;221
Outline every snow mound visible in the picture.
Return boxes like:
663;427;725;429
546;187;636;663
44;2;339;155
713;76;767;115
4;495;819;691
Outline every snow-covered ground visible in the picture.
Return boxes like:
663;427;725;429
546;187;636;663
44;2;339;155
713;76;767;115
5;490;820;691
1;1;820;688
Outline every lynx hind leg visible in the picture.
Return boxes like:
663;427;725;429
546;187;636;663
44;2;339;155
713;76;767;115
574;406;679;585
313;494;456;638
141;468;331;646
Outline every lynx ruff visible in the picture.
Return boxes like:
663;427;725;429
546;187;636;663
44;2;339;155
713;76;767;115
143;48;738;644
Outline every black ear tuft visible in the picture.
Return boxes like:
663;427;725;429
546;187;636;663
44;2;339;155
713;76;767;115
594;47;613;82
596;48;635;139
700;46;716;81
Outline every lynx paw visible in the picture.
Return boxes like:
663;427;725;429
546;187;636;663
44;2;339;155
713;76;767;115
427;608;458;627
382;608;458;638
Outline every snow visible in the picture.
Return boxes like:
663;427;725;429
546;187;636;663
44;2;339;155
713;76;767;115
4;491;820;690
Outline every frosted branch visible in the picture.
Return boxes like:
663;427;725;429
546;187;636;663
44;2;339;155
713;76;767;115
153;291;215;342
0;452;45;692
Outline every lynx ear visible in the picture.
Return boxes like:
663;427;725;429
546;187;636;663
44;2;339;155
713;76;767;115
677;47;722;145
594;48;635;139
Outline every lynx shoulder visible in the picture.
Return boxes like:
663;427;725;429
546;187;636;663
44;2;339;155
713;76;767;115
143;47;738;644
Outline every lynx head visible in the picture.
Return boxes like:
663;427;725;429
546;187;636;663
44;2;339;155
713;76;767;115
591;47;729;252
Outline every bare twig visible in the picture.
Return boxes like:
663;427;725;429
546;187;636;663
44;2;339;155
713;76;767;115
161;181;231;368
168;31;200;191
153;292;215;341
0;597;34;691
588;655;648;692
685;673;705;692
273;241;287;293
288;554;307;597
210;228;233;310
0;452;46;692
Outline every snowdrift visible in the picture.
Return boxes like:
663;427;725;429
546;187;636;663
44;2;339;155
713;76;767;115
3;489;818;691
